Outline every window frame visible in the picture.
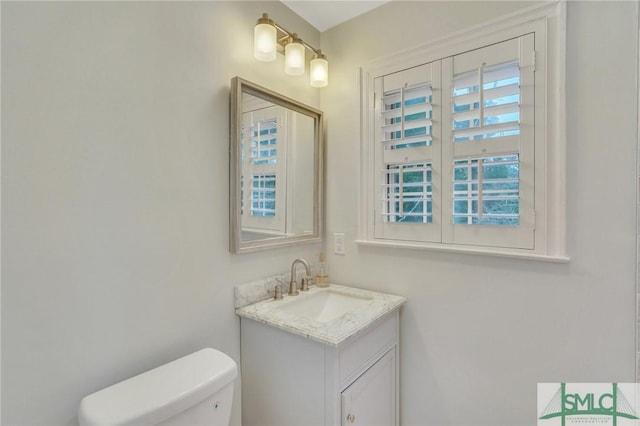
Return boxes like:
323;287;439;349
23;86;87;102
357;1;568;262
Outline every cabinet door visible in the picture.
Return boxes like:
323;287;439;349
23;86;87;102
341;348;396;426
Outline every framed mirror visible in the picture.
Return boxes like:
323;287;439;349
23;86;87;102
230;77;323;253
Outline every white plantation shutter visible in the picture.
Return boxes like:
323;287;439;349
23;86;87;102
241;105;287;233
371;34;537;250
442;35;535;249
374;63;442;242
361;7;564;258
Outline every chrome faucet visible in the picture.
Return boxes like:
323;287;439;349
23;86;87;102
289;258;311;296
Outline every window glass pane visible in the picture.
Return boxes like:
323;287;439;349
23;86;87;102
382;163;432;223
452;155;519;225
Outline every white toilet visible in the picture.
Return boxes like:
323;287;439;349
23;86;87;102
78;348;237;426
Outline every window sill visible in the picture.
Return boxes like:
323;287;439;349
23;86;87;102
354;239;570;263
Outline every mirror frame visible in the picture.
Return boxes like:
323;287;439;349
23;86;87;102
229;77;324;253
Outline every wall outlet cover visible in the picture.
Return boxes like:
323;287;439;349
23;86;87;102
334;233;345;255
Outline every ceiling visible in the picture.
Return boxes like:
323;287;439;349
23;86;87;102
281;1;391;32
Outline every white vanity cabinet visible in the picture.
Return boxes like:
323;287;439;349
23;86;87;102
240;310;400;426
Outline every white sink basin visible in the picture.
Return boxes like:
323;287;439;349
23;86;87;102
236;283;406;345
278;288;373;323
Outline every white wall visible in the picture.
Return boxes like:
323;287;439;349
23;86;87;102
1;2;321;425
321;1;639;425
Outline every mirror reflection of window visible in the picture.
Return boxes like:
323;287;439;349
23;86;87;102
241;103;287;238
251;174;276;217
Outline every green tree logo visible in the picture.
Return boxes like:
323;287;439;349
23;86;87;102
539;383;639;425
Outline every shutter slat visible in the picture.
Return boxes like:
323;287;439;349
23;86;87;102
453;101;519;123
382;118;433;131
483;82;520;100
483;102;519;119
453;82;520;106
383;102;433;117
453;121;520;140
453;62;520;90
382;87;432;104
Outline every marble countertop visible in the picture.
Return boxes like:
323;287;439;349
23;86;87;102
235;283;406;347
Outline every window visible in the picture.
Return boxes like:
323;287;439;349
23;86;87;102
359;3;567;261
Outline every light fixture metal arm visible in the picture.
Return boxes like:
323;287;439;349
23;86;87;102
270;18;324;57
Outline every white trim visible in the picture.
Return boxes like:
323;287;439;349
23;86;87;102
545;0;568;258
358;0;567;260
360;1;564;79
355;239;570;264
359;67;377;242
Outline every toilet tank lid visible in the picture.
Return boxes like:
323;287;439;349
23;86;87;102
78;348;237;426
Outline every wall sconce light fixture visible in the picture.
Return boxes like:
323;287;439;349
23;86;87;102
253;13;329;88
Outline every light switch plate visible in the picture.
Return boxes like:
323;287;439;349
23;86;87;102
333;233;345;255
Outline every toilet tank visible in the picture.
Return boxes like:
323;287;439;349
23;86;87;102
78;348;237;426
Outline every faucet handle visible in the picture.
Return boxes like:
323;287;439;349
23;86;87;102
274;284;283;300
300;276;312;292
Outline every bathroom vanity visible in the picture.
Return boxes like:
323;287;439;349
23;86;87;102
236;283;406;426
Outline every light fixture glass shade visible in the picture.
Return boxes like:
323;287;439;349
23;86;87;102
254;15;276;62
284;35;305;76
310;52;328;87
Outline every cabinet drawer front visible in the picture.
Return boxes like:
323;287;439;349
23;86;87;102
338;312;398;389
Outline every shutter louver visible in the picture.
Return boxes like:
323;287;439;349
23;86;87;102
380;81;434;224
381;84;433;149
452;61;521;143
